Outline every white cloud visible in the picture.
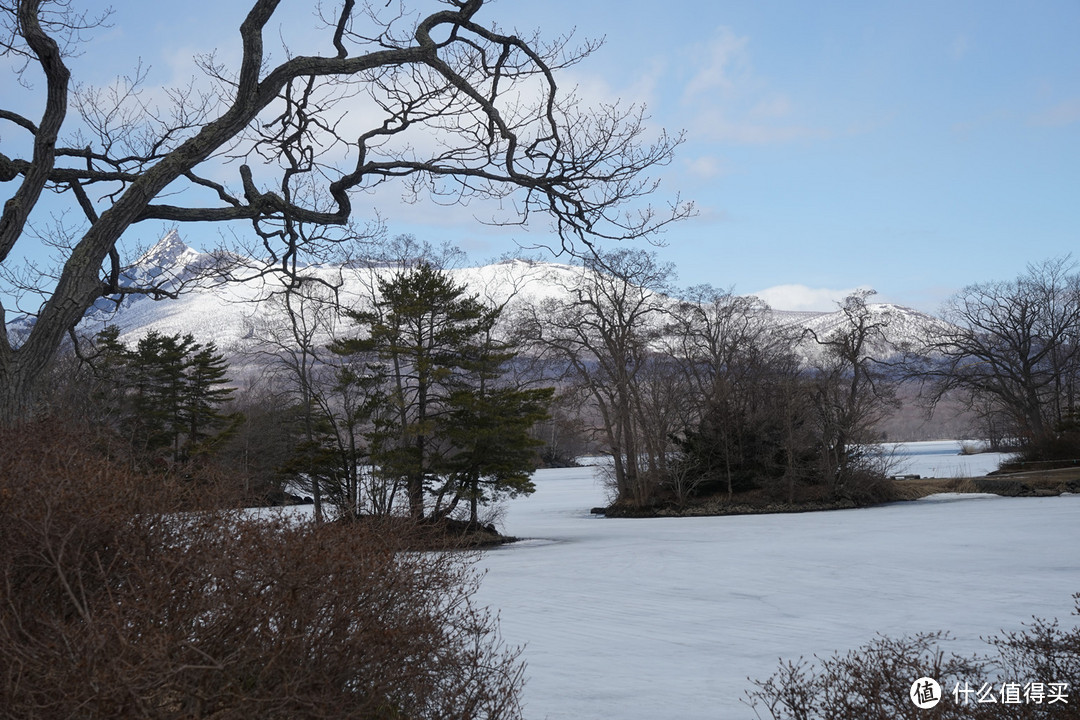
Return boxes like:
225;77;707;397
562;54;663;112
685;155;728;180
680;27;825;146
1029;98;1080;128
950;34;971;60
750;284;872;312
683;27;750;100
690;110;827;144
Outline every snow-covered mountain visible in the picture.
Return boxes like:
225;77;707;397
124;228;204;285
772;302;946;363
71;231;941;366
77;237;591;360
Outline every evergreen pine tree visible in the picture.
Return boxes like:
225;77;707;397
336;264;491;518
335;262;552;521
443;385;553;524
442;304;552;523
182;342;236;459
90;326;133;425
96;330;235;466
127;332;193;459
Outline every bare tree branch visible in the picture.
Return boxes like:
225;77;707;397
0;0;690;420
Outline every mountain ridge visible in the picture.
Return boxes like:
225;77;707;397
57;231;945;365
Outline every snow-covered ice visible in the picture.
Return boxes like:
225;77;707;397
885;439;1010;478
475;442;1080;719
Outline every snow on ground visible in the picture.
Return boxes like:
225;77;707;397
475;442;1080;719
885;439;1010;478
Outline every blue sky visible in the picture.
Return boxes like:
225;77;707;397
7;0;1079;312
501;0;1080;311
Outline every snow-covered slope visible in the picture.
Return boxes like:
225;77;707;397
77;239;592;359
70;231;942;364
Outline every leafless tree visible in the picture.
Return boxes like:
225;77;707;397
0;0;690;421
632;351;693;494
667;288;785;496
808;290;899;499
247;276;343;521
908;257;1080;450
523;248;674;505
248;262;409;522
771;351;815;503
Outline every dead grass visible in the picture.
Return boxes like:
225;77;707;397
893;467;1080;500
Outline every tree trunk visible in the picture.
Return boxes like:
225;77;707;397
1025;390;1046;442
301;395;323;525
408;441;425;520
469;474;480;525
0;347;49;424
0;365;35;424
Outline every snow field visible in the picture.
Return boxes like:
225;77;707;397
475;442;1080;719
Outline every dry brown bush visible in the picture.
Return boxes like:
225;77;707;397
744;632;985;720
0;421;524;719
745;595;1080;719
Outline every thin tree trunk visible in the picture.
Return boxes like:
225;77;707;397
469;473;480;525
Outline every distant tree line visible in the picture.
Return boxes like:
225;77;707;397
521;248;900;510
60;239;555;528
519;251;1080;510
31;237;1080;515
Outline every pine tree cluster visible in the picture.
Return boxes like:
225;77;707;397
92;327;236;465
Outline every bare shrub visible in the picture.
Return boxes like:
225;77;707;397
663;455;707;511
744;633;986;720
746;595;1080;720
0;421;524;719
987;593;1080;712
836;445;904;506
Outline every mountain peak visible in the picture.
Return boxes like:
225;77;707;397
136;229;199;271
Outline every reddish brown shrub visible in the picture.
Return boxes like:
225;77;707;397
745;598;1080;720
0;421;524;719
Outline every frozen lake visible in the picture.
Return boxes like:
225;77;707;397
475;441;1080;719
883;439;1009;478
